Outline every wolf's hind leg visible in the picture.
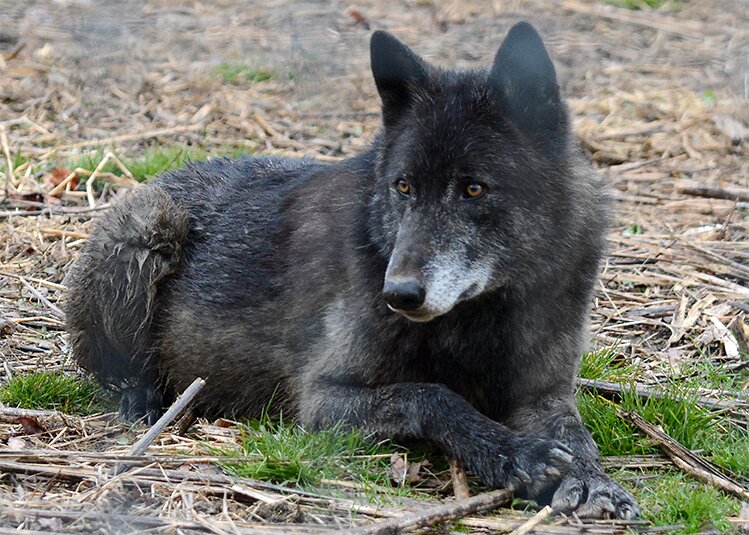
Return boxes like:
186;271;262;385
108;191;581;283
64;186;189;422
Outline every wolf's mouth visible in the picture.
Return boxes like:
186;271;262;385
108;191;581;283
388;304;438;323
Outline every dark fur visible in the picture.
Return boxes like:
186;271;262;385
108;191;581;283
65;23;638;517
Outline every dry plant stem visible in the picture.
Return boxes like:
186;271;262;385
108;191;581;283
0;125;16;194
509;505;553;535
0;406;62;420
575;377;748;412
17;277;65;320
559;0;707;39
350;489;512;535
620;410;749;501
111;377;205;476
85;151;137;208
449;459;470;500
41;124;203;155
675;180;749;203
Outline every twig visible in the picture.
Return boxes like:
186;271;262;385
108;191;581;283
449;459;470;500
0;125;16;196
576;377;748;412
620;410;749;501
560;0;707;39
40;124;203;154
0;406;64;420
17;276;65;320
0;271;66;291
40;228;90;239
0;204;110;218
111;377;205;476
675;180;749;203
350;489;512;534
509;505;553;535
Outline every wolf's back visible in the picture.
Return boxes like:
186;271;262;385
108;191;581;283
64;185;189;388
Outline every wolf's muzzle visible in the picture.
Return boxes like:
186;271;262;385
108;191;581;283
382;280;426;311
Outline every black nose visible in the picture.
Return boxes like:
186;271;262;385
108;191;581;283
383;280;426;311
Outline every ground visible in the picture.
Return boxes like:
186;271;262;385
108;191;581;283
0;0;748;533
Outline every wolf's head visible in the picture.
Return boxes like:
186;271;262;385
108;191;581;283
369;22;582;322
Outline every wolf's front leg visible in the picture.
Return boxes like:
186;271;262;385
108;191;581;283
510;397;639;519
300;381;573;495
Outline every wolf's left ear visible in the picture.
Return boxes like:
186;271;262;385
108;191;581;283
371;31;429;126
490;22;568;152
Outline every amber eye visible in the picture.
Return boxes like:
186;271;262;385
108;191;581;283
464;183;484;199
396;179;411;196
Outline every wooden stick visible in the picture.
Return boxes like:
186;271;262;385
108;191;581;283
560;0;707;39
17;276;65;320
0;125;16;198
620;410;749;501
576;377;748;412
111;377;205;476
0;406;64;420
41;124;203;154
350;488;512;534
40;228;90;239
675;180;749;203
509;505;553;535
449;459;470;500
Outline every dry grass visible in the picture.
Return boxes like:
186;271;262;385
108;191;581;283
0;0;748;533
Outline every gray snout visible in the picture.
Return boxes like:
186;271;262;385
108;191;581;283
382;280;426;311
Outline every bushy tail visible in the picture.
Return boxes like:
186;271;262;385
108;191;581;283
64;185;189;417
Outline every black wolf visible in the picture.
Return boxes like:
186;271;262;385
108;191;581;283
65;23;638;518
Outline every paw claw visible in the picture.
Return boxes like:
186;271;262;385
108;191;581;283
552;471;639;520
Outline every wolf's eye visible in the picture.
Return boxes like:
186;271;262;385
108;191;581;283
464;183;485;199
395;179;411;196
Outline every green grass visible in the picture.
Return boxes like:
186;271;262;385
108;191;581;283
60;144;257;183
217;416;422;500
578;349;748;533
68;145;211;182
214;63;275;84
0;151;30;176
0;371;112;415
579;347;638;382
636;471;740;532
604;0;682;9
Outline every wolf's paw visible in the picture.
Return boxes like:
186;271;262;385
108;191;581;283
551;470;639;519
474;437;574;495
119;386;163;425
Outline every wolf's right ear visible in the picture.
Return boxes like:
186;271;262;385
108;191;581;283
370;31;428;126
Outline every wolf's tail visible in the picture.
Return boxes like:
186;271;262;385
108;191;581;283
64;185;189;421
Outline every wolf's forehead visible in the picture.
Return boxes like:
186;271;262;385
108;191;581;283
408;113;500;174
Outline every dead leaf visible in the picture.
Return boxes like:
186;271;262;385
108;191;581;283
7;436;26;449
390;452;430;485
0;316;16;337
43;167;80;195
707;315;740;359
8;191;45;210
390;452;408;485
407;458;430;484
15;416;46;434
345;7;370;28
669;294;715;345
213;418;235;428
38;517;64;531
713;115;749;144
